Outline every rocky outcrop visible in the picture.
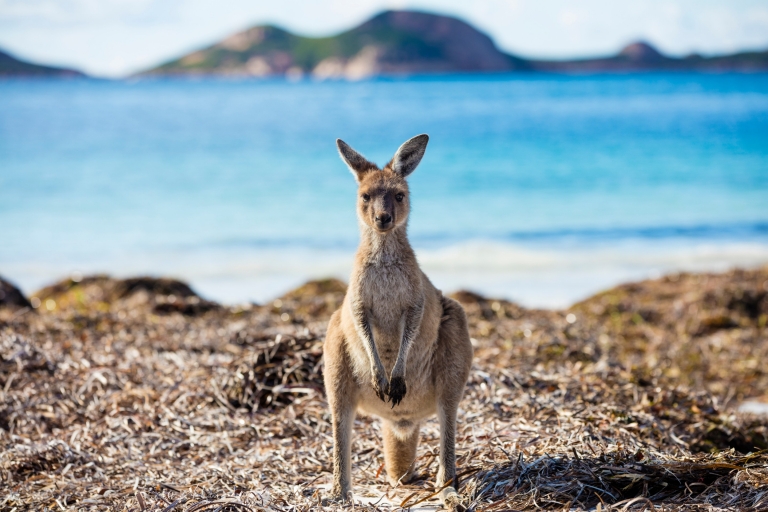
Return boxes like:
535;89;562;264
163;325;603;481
0;277;31;310
31;275;219;316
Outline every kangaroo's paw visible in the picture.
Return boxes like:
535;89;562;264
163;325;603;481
371;370;389;402
387;376;407;407
439;487;466;512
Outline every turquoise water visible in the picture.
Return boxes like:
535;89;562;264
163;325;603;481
1;74;767;306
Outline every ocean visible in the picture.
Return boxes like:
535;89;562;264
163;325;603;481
1;74;767;308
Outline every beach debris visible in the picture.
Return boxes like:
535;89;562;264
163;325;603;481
0;267;766;510
222;332;324;410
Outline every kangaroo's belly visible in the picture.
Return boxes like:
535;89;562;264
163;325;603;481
344;325;438;417
342;268;442;422
370;322;402;374
357;380;438;422
357;332;439;422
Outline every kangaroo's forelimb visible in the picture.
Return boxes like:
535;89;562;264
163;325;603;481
388;299;425;406
351;298;389;401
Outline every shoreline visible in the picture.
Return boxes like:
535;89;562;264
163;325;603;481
6;236;768;310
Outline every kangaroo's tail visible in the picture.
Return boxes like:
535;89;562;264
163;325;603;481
440;293;462;324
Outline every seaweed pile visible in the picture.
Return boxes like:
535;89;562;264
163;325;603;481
0;269;766;511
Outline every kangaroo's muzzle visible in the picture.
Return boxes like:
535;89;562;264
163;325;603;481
375;213;393;230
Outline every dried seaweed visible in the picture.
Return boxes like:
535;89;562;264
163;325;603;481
222;334;324;410
1;270;767;511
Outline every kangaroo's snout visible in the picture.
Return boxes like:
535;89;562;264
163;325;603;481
369;191;398;232
375;213;393;229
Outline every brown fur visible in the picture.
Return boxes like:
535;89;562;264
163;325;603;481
324;135;473;507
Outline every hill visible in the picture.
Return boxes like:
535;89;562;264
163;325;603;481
532;40;768;72
141;10;527;78
140;10;768;78
0;48;85;77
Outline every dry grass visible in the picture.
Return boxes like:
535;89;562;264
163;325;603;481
0;269;766;511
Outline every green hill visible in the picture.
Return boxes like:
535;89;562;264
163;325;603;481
140;10;768;78
141;10;526;78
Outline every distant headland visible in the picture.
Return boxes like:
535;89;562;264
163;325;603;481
2;10;768;79
140;10;768;78
0;48;85;77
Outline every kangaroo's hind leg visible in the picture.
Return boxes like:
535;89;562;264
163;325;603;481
324;311;359;501
383;419;420;486
434;296;473;509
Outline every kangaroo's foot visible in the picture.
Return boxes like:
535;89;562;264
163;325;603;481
440;487;466;512
323;489;352;506
387;375;407;407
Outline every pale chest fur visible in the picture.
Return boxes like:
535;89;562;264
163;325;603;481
343;265;443;420
345;265;440;371
360;262;420;339
340;229;442;402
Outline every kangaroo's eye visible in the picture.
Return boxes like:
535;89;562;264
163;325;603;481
362;194;370;202
395;193;404;202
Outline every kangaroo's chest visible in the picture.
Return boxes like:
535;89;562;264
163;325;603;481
360;263;416;337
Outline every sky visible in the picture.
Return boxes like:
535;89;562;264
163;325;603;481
1;0;768;77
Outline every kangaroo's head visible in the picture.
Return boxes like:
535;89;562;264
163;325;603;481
336;134;429;234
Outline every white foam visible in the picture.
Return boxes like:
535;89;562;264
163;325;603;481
417;239;768;307
4;239;768;308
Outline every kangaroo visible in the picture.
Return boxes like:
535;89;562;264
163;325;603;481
323;134;473;508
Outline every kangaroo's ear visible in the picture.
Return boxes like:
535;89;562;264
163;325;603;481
392;134;429;178
337;139;377;182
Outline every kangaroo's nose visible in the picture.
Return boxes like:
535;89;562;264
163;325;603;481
376;213;392;224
